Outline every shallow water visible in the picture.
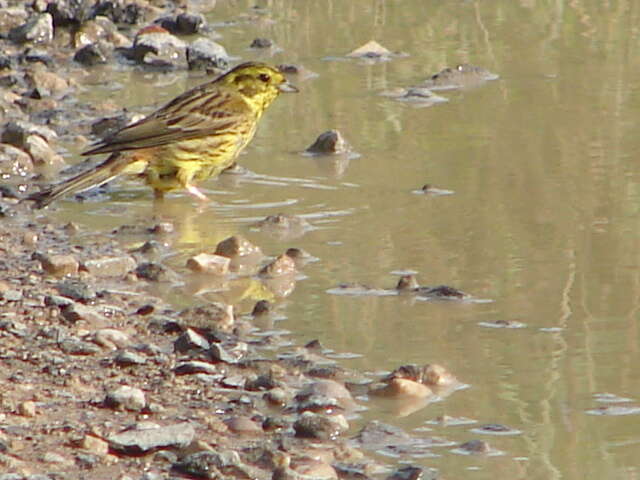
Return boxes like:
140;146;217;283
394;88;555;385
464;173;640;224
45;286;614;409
45;1;640;478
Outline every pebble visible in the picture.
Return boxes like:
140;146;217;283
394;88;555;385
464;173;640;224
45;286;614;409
305;130;351;155
0;143;34;177
114;350;146;367
157;13;205;35
73;43;108;66
104;385;146;411
215;235;262;258
58;337;101;355
458;439;491;454
108;422;195;455
224;416;262;435
174;328;210;353
79;434;109;455
250;37;273;48
93;328;130;349
83;255;136;277
135;262;175;282
22;133;66;168
294;411;347;440
186;38;229;71
1;120;57;146
186;253;230;275
130;26;186;68
386;465;437;480
18;400;37;417
174;360;218;376
55;278;96;302
38;254;79;276
9;13;54;45
259;254;296;278
61;302;106;324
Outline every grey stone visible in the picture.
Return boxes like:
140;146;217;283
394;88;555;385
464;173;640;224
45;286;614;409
174;329;210;353
73;43;107;66
108;422;195;455
9;13;54;44
104;385;146;411
186;38;228;71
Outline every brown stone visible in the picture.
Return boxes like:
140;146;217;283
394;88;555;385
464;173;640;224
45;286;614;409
186;253;230;275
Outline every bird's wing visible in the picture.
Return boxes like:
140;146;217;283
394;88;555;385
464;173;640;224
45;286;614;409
84;85;251;155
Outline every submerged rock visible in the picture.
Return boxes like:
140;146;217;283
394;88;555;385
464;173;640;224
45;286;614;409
345;40;407;61
421;64;499;91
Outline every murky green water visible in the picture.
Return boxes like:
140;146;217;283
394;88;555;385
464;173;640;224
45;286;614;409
46;1;640;478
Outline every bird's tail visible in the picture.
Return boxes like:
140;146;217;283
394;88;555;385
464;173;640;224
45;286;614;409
26;153;132;209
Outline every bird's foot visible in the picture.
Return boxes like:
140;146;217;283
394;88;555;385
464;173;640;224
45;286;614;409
186;184;208;201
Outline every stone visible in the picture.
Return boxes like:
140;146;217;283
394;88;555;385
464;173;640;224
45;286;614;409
58;337;101;355
250;37;272;48
73;43;108;66
174;360;218;376
25;69;71;96
114;350;145;366
214;235;261;258
23;134;65;168
186;38;229;71
108;422;195;455
180;303;234;332
305;130;351;155
0;144;33;177
93;328;130;349
224;416;262;435
294;411;347;440
104;385;146;411
130;26;186;67
83;255;136;277
55;278;96;302
174;329;210;353
157;13;205;35
61;303;107;325
79;434;109;455
135;262;174;282
18;401;37;417
9;13;54;45
186;253;230;275
259;254;296;277
1;120;57;148
38;254;79;276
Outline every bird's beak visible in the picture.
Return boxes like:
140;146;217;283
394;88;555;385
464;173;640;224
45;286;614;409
278;81;298;93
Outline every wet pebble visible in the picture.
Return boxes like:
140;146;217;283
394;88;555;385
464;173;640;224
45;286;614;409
305;130;352;155
174;360;218;376
109;422;195;455
104;385;146;411
129;26;186;68
345;40;407;61
215;235;262;258
386;465;438;480
135;262;175;282
260;253;296;278
421;64;499;91
58;337;101;355
0;143;34;177
250;37;273;48
9;13;54;45
186;253;230;275
157;12;206;35
186;38;229;71
294;411;347;440
455;439;491;454
469;423;522;436
225;416;263;435
73;43;108;66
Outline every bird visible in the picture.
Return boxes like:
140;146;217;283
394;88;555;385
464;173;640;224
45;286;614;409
26;61;297;208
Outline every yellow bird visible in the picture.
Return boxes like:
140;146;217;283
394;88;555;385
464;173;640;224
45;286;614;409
27;62;297;208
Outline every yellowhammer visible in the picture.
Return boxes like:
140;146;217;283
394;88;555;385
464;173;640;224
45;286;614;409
27;62;297;208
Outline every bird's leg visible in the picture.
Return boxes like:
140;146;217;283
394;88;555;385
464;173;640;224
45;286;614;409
186;184;208;201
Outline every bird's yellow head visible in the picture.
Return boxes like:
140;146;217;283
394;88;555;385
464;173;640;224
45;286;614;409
219;62;298;111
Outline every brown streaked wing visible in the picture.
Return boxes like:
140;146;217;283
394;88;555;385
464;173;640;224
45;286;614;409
84;86;252;156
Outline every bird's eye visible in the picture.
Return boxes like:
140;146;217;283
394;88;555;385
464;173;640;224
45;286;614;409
258;73;271;83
